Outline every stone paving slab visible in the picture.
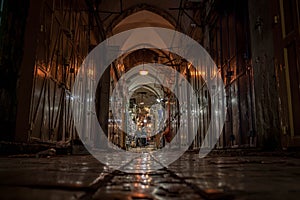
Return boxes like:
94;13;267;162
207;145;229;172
168;154;300;200
92;173;202;200
0;155;105;189
0;152;300;199
0;186;84;200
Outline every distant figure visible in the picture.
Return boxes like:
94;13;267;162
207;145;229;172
125;135;130;150
137;138;141;147
163;125;172;143
157;124;173;148
230;134;235;146
113;134;119;146
131;135;136;148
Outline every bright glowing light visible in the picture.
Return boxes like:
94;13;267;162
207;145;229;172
190;70;206;76
87;69;94;77
139;69;148;75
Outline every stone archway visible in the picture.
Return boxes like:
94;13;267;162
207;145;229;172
106;3;178;36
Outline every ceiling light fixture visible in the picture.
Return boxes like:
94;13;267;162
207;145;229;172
139;69;148;75
139;48;148;75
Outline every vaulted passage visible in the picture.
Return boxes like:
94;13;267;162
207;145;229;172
0;0;300;199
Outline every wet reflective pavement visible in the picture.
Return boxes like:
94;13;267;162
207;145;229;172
0;152;299;199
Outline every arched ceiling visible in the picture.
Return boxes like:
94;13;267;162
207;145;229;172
130;87;159;107
112;10;174;34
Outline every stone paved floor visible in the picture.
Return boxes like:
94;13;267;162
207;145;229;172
0;152;299;200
